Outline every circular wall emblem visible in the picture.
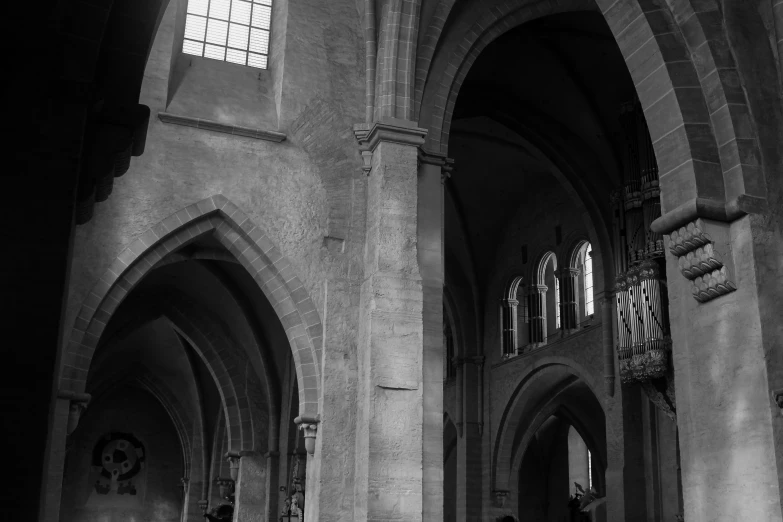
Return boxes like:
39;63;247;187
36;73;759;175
92;432;146;481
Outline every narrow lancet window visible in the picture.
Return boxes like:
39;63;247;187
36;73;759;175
584;243;594;316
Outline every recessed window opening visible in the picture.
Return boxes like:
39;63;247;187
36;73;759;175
588;449;593;491
183;0;272;69
554;276;561;330
584;243;594;316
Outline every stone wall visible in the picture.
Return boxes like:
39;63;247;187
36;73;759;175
61;387;183;522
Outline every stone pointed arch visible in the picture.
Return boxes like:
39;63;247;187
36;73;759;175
60;195;322;419
84;291;256;452
492;358;603;494
88;366;195;478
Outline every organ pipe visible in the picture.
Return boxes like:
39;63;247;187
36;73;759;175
614;100;672;388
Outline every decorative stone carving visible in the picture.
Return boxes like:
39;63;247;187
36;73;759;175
198;499;209;514
668;220;736;303
215;477;235;502
294;415;320;455
493;489;509;508
772;389;783;411
299;423;318;455
58;390;91;435
225;451;241;482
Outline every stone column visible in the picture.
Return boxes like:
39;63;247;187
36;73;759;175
228;451;266;521
352;118;430;521
419;148;450;522
39;390;90;522
663;217;783;521
264;450;280;520
457;357;484;521
556;268;580;332
528;285;547;345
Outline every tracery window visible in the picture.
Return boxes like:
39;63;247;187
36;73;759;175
183;0;272;69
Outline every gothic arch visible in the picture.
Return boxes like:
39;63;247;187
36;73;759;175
417;0;765;219
88;367;195;478
507;395;607;501
60;195;322;419
86;290;261;452
492;358;604;494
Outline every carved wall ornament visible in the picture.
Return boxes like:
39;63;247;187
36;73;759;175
493;489;509;508
294;415;320;455
58;389;91;435
772;389;783;412
225;452;240;482
667;220;737;303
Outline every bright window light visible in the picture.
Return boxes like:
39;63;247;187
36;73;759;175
584;243;594;316
555;276;561;329
183;0;271;69
588;449;593;491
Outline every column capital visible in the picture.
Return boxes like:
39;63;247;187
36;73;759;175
556;267;581;278
353;118;427;152
466;355;485;368
57;389;91;403
417;147;455;184
529;284;548;294
502;298;519;307
294;415;320;455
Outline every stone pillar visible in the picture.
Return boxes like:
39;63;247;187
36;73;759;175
39;390;90;522
264;450;280;520
228;451;266;522
663;217;783;522
457;357;484;521
557;268;580;332
352;118;430;521
528;285;547;345
500;298;519;356
419;148;450;522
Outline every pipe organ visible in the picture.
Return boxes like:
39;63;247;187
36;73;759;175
612;100;676;418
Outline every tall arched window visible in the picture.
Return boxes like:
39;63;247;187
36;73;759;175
582;243;594;316
500;277;525;357
542;253;559;336
183;0;272;69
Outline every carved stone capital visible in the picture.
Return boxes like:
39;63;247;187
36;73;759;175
225;451;241;481
294;415;320;455
773;389;783;410
197;499;209;514
417;147;454;183
529;284;548;294
467;355;485;369
493;489;510;508
556;267;581;278
58;390;91;435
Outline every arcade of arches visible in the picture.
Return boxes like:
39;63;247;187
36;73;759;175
6;0;783;521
